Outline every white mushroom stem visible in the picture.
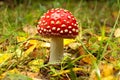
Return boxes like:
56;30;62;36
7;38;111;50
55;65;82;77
49;37;63;64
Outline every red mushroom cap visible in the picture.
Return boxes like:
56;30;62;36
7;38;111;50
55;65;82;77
37;8;79;38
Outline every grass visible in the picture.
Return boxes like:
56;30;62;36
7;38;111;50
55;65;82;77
0;0;120;80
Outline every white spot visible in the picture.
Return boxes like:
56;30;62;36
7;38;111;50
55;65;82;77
68;16;71;19
68;26;72;29
76;29;79;32
46;16;50;18
37;26;40;30
52;27;56;30
72;28;76;32
61;24;66;27
64;20;66;22
60;8;63;10
67;21;70;23
72;18;75;20
51;21;55;24
41;28;44;30
37;24;39;27
74;24;77;26
51;10;54;12
51;14;54;17
64;29;68;33
39;30;42;33
41;16;45;18
48;29;51;32
44;29;47;32
72;23;74;25
70;12;72;14
51;9;54;12
60;30;63;33
56;21;60;24
76;22;78;25
57;28;61;31
69;31;72;33
47;11;49;13
64;10;68;12
44;22;47;25
38;21;41;24
51;13;60;20
55;8;59;10
57;10;60;13
43;20;45;22
47;26;50;28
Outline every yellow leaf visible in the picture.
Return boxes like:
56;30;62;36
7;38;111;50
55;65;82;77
102;75;115;80
97;25;108;41
7;68;20;74
28;59;44;72
17;36;27;42
28;40;38;45
22;45;36;59
99;63;114;77
90;62;115;80
52;68;84;76
64;39;76;45
20;40;39;59
80;54;96;65
97;36;108;41
0;53;12;64
28;59;44;66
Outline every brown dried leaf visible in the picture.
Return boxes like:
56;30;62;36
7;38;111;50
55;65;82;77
112;11;119;18
23;25;37;36
80;54;96;65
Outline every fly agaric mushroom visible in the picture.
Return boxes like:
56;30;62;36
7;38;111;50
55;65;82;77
37;8;79;64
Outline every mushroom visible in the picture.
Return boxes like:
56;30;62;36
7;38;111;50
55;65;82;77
37;8;79;64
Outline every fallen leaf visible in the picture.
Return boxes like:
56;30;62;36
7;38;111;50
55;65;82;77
52;67;85;76
114;28;120;38
0;53;13;64
64;39;76;46
112;11;119;18
23;25;37;36
20;40;39;60
99;62;114;77
97;36;108;41
17;36;27;42
80;54;96;65
102;75;114;80
78;46;86;55
90;62;115;80
68;42;81;50
28;59;44;72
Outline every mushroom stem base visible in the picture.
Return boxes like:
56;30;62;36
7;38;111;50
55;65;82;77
49;37;63;64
